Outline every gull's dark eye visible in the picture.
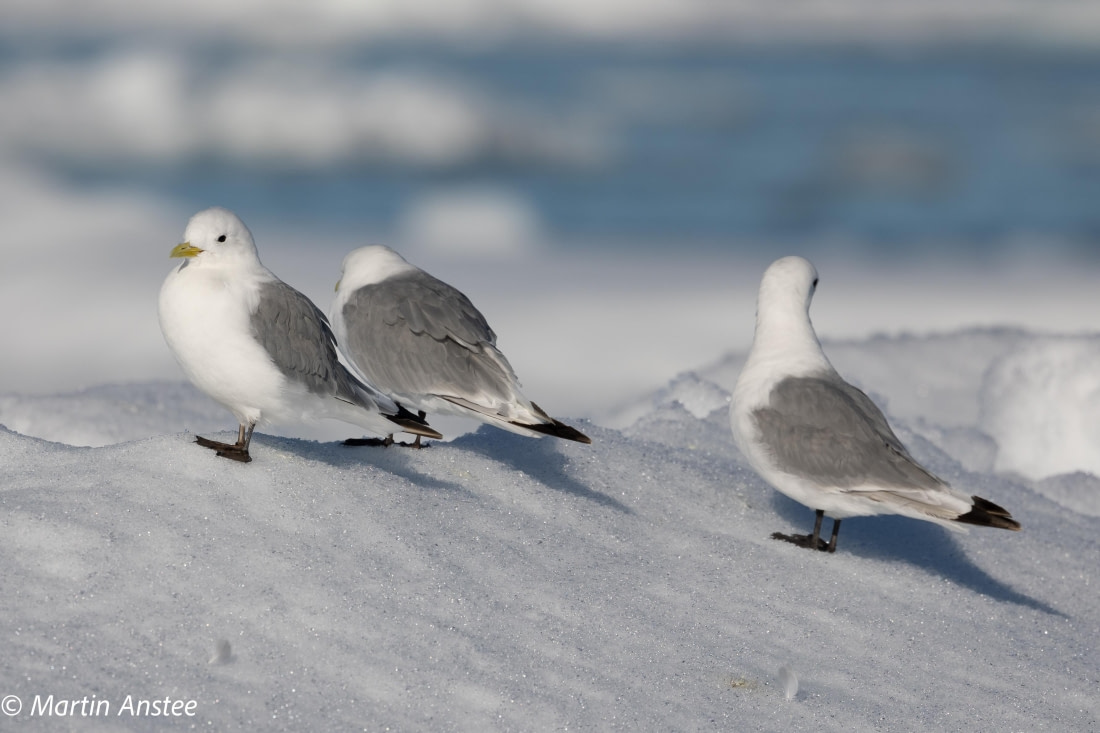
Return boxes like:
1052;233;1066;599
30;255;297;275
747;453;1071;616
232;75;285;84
812;277;819;288
217;235;227;243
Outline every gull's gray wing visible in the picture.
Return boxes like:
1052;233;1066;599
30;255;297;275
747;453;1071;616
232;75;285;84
752;374;945;491
340;271;519;402
251;280;381;404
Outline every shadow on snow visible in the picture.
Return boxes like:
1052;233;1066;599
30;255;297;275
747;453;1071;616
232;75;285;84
448;426;633;514
769;493;1064;616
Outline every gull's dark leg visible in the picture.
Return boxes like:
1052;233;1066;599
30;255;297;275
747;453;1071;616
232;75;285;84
809;509;824;546
826;518;841;553
195;423;254;463
771;509;832;551
346;413;432;449
400;411;429;449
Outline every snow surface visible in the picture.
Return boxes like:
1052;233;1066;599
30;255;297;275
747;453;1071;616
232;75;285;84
980;336;1100;480
1;329;1097;730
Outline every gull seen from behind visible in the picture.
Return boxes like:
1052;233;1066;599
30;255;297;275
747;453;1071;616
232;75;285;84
331;245;591;447
730;256;1019;552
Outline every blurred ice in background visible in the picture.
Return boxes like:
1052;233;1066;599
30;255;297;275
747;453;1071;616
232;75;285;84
2;0;1099;433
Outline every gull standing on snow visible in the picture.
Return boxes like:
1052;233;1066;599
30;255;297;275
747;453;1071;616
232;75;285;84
330;245;590;445
158;208;441;462
730;256;1019;552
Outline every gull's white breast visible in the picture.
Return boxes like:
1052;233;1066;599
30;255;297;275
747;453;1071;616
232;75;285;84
158;263;285;425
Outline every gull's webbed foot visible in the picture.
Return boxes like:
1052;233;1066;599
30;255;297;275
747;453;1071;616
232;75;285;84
344;435;429;449
344;435;395;447
770;511;840;553
770;531;831;552
194;436;252;463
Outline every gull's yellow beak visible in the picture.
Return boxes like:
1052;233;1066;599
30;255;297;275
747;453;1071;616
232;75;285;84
170;242;204;258
334;278;341;293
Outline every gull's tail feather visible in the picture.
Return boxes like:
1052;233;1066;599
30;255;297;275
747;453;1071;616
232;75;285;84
956;495;1021;531
386;406;443;439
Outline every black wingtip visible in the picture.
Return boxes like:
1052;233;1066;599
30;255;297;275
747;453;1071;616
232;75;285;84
522;402;592;443
387;406;443;440
514;418;592;444
956;495;1021;531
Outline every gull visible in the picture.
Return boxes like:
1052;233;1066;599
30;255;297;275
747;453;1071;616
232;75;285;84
330;245;591;446
730;256;1019;552
158;208;440;462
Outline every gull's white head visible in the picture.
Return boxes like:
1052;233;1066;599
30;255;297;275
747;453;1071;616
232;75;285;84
170;207;259;267
734;255;831;412
747;255;828;367
757;255;819;321
335;245;417;294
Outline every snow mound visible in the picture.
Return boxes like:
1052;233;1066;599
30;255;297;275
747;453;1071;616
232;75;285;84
0;395;1092;731
1;332;1098;730
0;382;225;448
980;336;1100;479
614;371;730;429
1033;472;1100;518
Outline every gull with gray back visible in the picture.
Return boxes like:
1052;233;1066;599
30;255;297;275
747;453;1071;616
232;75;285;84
730;256;1019;552
158;208;440;462
331;245;590;446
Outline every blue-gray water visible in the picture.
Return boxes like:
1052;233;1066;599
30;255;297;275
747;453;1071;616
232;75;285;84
33;42;1100;257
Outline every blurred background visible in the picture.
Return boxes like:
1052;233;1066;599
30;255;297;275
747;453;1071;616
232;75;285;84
2;0;1100;431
